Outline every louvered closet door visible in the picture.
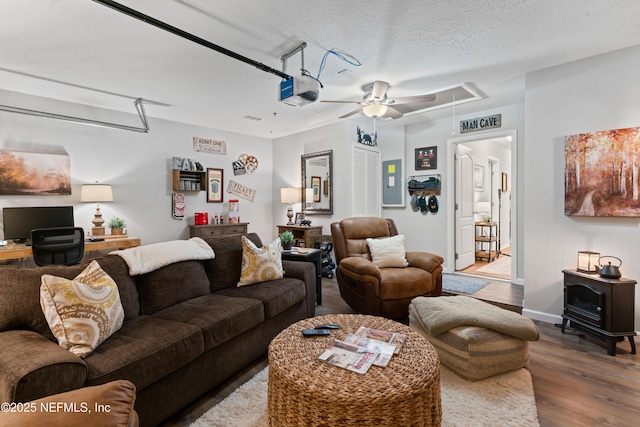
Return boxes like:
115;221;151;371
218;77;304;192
351;144;381;217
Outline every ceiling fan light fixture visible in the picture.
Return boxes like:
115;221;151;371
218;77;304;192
362;103;388;118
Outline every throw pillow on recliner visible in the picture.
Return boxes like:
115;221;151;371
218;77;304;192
366;234;409;268
237;236;284;286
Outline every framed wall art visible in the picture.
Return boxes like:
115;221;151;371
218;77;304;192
311;176;321;202
474;165;484;192
565;126;640;216
415;146;437;170
207;168;223;203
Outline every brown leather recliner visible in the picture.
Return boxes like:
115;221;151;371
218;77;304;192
331;217;444;319
0;380;138;427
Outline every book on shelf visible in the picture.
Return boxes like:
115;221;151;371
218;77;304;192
342;333;397;367
317;339;379;374
354;326;407;355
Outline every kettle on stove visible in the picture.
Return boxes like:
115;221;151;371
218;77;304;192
595;256;622;279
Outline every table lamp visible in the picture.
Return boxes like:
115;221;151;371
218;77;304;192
81;182;113;236
280;187;301;225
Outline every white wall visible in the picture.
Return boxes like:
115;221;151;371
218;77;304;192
0;89;274;246
523;44;640;329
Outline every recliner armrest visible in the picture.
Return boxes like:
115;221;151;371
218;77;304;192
338;257;381;280
405;252;444;273
0;380;138;427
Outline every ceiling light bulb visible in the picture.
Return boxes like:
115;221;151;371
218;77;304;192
362;103;388;118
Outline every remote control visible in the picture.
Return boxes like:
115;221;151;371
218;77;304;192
302;328;331;337
315;324;341;330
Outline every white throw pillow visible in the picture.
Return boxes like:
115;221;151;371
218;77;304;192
366;234;409;268
40;260;125;358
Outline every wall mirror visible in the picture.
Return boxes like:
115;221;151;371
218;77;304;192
301;150;333;215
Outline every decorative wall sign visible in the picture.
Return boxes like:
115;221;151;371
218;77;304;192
227;180;256;202
233;153;258;175
207;168;223;203
193;137;227;155
415;146;437;170
172;156;203;171
172;193;185;219
565;126;640;217
0;149;71;195
356;126;377;146
460;114;502;133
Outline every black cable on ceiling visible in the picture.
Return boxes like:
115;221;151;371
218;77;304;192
92;0;292;81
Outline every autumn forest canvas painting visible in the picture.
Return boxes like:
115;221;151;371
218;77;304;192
0;150;71;195
565;126;640;217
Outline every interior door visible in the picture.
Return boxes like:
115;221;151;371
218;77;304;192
455;145;475;270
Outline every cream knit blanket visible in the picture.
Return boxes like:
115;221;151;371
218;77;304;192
410;295;540;341
110;237;215;275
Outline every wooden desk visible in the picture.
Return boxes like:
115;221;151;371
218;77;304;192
0;237;141;261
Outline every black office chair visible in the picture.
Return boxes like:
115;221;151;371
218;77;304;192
30;227;85;266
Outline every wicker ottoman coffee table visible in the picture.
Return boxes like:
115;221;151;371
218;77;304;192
268;314;441;426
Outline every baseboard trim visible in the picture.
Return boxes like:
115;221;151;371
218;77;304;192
522;308;562;324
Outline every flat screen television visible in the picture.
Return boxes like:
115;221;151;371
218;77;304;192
2;206;75;244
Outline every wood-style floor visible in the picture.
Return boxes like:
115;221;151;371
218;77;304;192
160;277;640;427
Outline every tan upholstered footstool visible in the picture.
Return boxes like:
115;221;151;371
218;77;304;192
409;296;539;380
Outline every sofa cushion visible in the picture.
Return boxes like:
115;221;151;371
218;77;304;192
238;236;284;286
366;234;409;268
152;294;264;352
202;233;263;291
137;260;210;315
0;264;86;340
379;267;433;299
83;315;203;390
40;260;125;358
96;255;140;320
216;277;306;319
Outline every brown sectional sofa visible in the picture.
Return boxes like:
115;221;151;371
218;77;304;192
0;233;315;426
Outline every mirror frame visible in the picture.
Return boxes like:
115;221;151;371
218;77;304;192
301;150;333;215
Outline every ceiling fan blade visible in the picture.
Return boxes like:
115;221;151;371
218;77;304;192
339;107;364;119
384;106;403;119
371;81;389;101
388;93;436;105
321;100;364;104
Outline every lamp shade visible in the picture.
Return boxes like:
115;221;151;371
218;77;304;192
280;187;300;204
476;201;491;213
577;251;600;272
362;103;388;118
80;184;113;203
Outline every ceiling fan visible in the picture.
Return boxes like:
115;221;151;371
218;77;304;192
321;80;436;119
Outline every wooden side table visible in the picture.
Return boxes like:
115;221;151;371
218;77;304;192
277;225;322;248
281;248;322;305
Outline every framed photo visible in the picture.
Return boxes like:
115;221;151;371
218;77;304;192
474;165;484;192
207;168;223;202
311;176;321;202
415;146;437;170
295;212;305;225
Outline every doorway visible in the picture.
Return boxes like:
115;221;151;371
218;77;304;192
447;129;517;283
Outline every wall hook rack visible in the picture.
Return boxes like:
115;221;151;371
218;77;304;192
407;174;441;196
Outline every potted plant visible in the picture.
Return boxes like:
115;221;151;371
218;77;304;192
107;217;126;236
279;231;294;250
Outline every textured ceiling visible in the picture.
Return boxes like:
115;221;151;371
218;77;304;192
2;0;640;138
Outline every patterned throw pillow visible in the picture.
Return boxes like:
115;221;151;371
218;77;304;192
366;234;409;268
40;260;125;358
237;236;284;287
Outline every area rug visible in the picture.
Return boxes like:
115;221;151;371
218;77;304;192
189;365;539;427
442;274;489;294
476;256;511;276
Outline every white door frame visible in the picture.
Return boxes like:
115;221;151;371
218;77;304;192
446;129;519;284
